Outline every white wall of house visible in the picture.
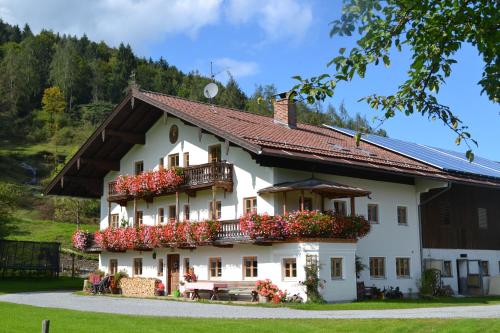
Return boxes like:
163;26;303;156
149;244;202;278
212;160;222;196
98;113;481;299
99;241;357;302
422;248;500;294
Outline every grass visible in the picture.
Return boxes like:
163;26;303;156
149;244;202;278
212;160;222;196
0;277;84;295
265;296;500;310
0;302;499;333
5;213;98;249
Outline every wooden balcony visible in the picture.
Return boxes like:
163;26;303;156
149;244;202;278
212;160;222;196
108;161;233;203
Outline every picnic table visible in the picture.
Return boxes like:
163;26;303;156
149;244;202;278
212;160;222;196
184;281;228;300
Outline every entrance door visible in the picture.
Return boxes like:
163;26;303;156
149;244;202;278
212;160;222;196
456;259;468;295
167;254;180;295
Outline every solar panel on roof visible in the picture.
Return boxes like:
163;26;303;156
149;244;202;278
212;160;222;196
324;125;500;179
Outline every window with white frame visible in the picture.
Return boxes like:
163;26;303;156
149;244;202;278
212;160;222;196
443;260;453;277
478;208;488;229
397;206;407;225
157;258;164;276
369;257;385;278
368;204;379;224
133;258;142;276
330;258;343;279
209;257;222;279
109;259;118;275
244;197;257;214
158;208;165;224
396;257;410;278
283;258;297;280
481;260;489;276
243;256;258;279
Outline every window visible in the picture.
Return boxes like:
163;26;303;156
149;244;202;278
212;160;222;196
209;257;222;279
168;153;179;168
168;205;176;222
243;256;258;279
184;258;190;274
209;201;222;220
334;201;347;216
135;211;143;227
283;258;297;279
159;157;164;170
110;214;119;228
134;161;144;175
184;205;190;221
109;259;118;275
244;197;257;214
481;261;489;276
158;208;165;224
478;208;488;229
299;197;313;211
443;260;452;277
368;204;379;224
183;152;190;167
397;206;408;225
369;257;385;278
133;258;142;276
331;258;343;279
396;258;410;278
157;259;164;276
208;144;221;163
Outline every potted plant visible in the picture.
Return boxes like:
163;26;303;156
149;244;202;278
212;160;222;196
155;281;165;296
255;279;282;303
111;270;128;294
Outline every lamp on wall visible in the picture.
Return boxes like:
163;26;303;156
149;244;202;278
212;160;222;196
152;251;157;259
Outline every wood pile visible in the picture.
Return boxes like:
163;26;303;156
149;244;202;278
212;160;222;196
120;277;159;297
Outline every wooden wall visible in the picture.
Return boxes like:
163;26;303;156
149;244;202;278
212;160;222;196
421;184;500;250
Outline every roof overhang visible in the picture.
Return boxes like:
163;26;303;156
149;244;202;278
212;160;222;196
258;178;371;199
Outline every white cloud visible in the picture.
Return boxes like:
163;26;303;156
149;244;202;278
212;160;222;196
213;57;259;82
225;0;313;41
0;0;312;51
0;0;223;50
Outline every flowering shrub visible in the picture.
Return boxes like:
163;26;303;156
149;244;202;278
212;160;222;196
114;168;183;196
91;220;222;252
72;230;93;251
240;213;285;239
240;211;370;240
255;279;288;304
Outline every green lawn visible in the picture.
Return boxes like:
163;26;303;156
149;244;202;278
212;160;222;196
5;213;98;249
0;277;84;295
273;296;500;310
0;302;499;333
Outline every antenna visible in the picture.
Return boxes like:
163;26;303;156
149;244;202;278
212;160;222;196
203;61;219;113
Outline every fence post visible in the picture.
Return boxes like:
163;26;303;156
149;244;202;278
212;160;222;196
42;320;50;333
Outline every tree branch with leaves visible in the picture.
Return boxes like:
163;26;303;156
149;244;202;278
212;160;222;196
292;0;499;161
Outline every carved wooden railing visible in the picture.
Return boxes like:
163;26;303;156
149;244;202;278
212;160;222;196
215;219;247;240
108;161;233;200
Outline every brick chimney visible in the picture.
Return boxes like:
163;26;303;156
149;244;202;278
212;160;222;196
273;92;297;129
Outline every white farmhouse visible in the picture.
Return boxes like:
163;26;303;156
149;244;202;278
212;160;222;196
46;87;500;302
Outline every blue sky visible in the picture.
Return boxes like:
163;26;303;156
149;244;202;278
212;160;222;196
1;0;498;160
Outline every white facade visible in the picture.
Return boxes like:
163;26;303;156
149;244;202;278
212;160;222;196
97;115;474;301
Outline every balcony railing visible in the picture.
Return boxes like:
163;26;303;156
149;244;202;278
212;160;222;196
215;220;247;241
108;161;233;201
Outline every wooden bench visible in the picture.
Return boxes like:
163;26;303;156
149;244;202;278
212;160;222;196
223;281;258;302
185;281;257;302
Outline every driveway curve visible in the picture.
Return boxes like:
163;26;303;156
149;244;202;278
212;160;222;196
1;291;500;319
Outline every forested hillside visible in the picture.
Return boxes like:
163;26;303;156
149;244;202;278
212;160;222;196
0;19;385;244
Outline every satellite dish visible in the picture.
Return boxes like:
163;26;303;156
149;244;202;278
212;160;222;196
203;82;219;99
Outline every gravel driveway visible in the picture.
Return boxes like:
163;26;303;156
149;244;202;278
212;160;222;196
1;291;500;319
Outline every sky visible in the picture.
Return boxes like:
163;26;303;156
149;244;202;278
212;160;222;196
0;0;499;160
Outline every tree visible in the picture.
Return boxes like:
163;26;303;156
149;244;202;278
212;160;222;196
42;86;66;168
292;0;499;160
218;73;247;109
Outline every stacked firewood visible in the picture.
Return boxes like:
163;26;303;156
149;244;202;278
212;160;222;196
120;277;159;297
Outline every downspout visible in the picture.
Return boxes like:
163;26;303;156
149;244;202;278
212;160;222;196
417;182;452;272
